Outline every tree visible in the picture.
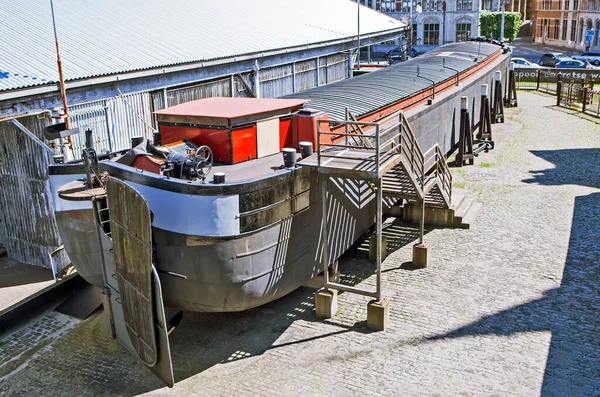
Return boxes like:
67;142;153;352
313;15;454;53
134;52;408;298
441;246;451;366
480;12;522;42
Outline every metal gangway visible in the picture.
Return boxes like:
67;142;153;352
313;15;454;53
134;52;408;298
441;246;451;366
300;108;452;330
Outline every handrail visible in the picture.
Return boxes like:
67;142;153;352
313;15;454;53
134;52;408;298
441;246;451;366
316;111;451;208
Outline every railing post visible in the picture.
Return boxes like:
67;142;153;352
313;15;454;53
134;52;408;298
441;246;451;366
345;107;349;146
376;176;382;301
317;120;321;167
376;124;380;172
556;73;562;106
583;86;589;112
321;177;329;290
536;69;541;90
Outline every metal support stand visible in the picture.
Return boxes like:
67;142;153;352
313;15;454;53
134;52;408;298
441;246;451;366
492;71;505;123
505;64;518;108
456;96;474;167
477;85;493;142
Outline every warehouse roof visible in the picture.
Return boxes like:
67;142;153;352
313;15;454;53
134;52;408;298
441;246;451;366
0;0;404;93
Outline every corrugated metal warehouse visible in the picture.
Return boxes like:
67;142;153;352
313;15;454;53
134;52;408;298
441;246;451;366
0;0;405;269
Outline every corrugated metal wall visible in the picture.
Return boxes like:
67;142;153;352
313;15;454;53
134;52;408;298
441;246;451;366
70;92;155;159
0;55;348;268
0;116;69;269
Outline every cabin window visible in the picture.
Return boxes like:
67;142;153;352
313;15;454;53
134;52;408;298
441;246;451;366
456;23;471;42
424;23;440;45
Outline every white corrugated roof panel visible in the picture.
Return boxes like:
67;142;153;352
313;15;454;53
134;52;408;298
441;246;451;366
0;0;404;92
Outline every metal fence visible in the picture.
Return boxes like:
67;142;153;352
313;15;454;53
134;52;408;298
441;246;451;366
515;68;600;95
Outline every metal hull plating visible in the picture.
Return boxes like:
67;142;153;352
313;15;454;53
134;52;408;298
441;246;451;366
50;165;376;312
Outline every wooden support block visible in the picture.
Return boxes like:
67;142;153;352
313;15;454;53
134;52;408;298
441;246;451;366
315;288;338;319
412;242;431;268
367;298;390;331
368;235;387;261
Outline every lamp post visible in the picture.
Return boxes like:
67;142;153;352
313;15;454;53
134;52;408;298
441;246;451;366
500;0;506;42
500;0;509;42
357;0;360;69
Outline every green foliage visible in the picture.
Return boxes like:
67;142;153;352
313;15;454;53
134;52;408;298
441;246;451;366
479;12;522;42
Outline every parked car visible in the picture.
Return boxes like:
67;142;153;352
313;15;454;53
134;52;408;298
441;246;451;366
539;53;571;66
510;57;541;68
385;47;417;64
554;59;596;69
571;51;600;65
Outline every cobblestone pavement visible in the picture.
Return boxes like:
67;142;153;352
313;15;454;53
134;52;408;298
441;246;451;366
1;91;599;396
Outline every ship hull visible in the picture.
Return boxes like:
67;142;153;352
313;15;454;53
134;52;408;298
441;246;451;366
50;165;377;312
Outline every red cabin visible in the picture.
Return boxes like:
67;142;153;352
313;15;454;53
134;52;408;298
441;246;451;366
154;97;328;165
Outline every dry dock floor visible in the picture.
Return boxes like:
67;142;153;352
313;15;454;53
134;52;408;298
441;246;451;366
1;91;599;396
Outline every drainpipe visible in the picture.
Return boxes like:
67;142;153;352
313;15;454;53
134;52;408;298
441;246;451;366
253;60;261;98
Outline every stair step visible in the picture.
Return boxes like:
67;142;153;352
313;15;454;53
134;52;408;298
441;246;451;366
454;196;475;220
450;193;465;209
459;202;483;229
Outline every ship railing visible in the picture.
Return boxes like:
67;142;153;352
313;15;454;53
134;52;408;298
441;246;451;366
422;144;452;206
316;116;406;178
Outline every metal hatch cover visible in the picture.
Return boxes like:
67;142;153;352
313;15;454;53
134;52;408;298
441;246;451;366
105;178;174;387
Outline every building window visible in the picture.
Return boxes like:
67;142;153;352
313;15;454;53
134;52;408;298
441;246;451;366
380;0;396;12
412;23;418;44
590;0;596;10
565;0;570;10
422;0;442;11
424;23;439;45
595;21;600;46
401;1;417;12
562;19;568;40
481;0;492;10
574;0;579;10
457;0;472;11
579;18;584;41
456;23;471;41
571;19;577;41
542;0;552;10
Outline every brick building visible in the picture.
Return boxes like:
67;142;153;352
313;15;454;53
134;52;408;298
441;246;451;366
534;0;600;51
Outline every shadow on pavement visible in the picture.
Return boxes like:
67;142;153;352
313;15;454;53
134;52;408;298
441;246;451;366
423;148;600;396
0;258;53;288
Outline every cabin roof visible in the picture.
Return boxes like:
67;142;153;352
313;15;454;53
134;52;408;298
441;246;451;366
154;97;309;126
284;41;502;121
